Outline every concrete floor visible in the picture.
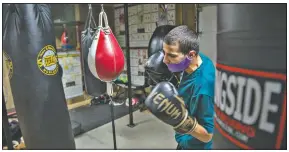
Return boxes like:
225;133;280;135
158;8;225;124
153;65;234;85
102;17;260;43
74;111;178;149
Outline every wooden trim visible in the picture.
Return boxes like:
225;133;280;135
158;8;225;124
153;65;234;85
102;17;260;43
74;4;80;21
175;4;183;25
3;53;15;111
67;99;91;110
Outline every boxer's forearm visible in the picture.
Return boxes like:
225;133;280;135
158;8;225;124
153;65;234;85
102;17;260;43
189;123;213;143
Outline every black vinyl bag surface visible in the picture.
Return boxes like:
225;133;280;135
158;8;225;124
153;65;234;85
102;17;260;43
214;4;286;150
145;25;178;87
148;25;176;57
3;4;75;149
81;8;107;97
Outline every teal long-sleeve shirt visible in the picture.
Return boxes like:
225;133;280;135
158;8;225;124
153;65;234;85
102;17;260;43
175;53;215;150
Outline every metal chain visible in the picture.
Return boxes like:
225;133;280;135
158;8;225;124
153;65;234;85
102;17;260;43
101;4;104;12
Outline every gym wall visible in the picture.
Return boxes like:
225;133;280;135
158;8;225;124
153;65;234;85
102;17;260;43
112;4;177;87
175;4;197;31
198;4;217;64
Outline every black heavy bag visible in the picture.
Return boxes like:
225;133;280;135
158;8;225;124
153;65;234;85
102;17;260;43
214;4;286;150
145;25;177;87
81;5;107;97
3;4;75;149
148;25;176;57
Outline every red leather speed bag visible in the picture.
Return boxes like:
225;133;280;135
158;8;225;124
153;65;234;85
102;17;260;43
87;11;125;82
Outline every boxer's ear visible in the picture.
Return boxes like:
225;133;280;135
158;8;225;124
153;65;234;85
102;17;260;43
188;50;197;58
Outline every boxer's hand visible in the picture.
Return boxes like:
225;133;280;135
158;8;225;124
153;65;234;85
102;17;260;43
144;82;198;134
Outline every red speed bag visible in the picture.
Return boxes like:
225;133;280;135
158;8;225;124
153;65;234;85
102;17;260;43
61;24;69;45
88;11;125;82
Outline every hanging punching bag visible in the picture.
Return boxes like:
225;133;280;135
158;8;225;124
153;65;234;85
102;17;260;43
3;4;75;149
214;4;286;149
60;24;70;49
145;25;176;87
81;6;107;97
147;4;176;57
148;25;176;57
88;11;125;82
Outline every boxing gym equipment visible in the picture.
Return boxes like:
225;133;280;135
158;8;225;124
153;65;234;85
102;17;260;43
148;25;176;57
90;94;110;106
3;4;75;149
81;4;107;98
139;24;178;111
87;4;126;149
3;3;285;150
106;85;117;150
145;82;198;134
214;4;286;149
87;5;125;82
3;93;14;150
60;24;73;49
124;4;136;128
69;5;136;149
146;20;176;86
143;51;180;112
68;100;133;135
145;51;179;87
82;6;128;147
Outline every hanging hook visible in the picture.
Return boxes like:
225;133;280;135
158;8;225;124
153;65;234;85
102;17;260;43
160;4;168;12
101;4;104;12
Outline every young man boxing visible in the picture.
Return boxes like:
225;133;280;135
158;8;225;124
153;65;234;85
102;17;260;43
144;25;215;150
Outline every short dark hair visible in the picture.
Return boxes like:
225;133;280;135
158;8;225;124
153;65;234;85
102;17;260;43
163;25;199;54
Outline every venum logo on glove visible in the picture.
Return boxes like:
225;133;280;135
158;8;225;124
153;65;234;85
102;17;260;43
149;91;198;134
152;92;186;120
145;82;198;134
